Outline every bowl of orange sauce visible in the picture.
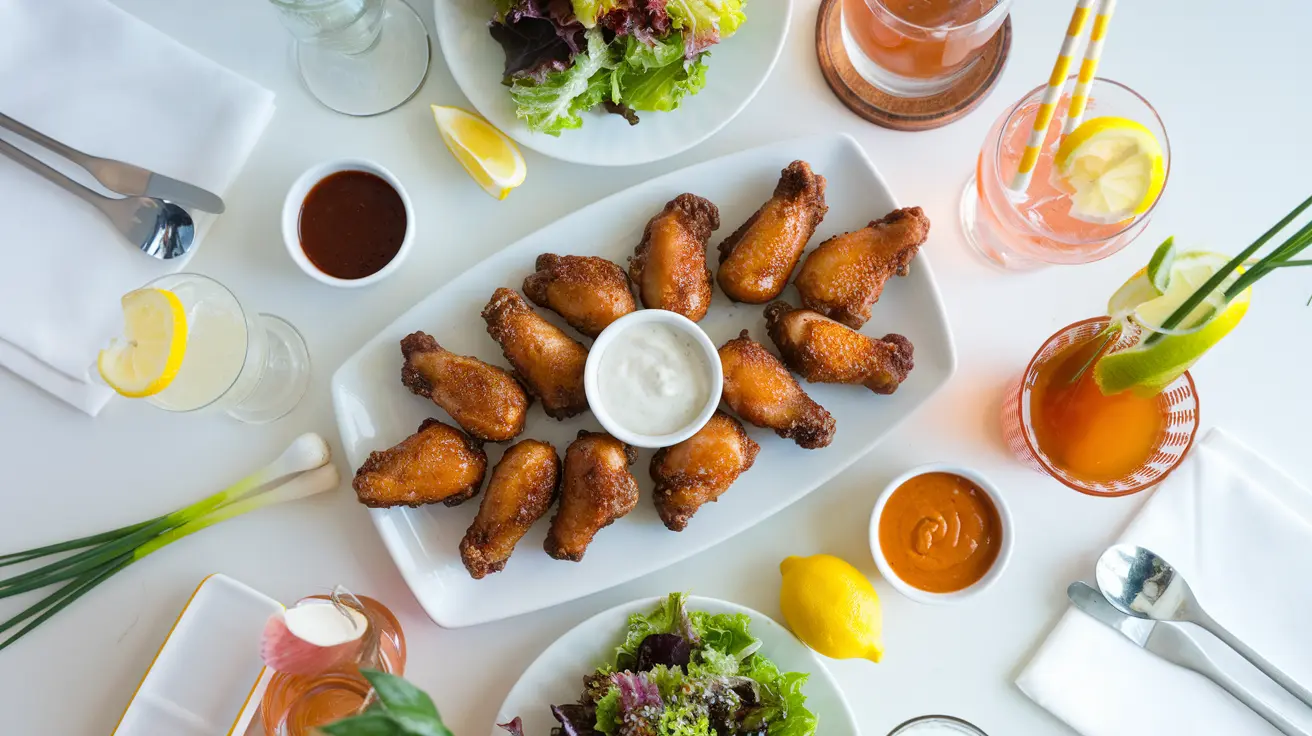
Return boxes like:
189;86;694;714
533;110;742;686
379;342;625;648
869;464;1013;604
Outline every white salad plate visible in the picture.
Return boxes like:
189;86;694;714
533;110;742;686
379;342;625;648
490;595;859;736
331;133;956;628
431;0;793;166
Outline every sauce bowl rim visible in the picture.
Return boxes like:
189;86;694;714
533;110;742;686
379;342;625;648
281;158;415;288
583;309;723;450
868;462;1014;605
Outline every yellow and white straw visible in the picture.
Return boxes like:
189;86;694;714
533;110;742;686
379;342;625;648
1061;0;1116;135
1008;0;1097;193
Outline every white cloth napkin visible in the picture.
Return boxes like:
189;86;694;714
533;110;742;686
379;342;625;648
0;0;274;415
1018;429;1312;736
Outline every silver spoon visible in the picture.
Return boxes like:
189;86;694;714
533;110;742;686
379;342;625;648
0;137;194;259
1096;544;1312;709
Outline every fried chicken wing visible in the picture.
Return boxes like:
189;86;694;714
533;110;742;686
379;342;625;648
524;254;636;338
651;412;760;531
716;161;828;303
460;439;561;579
544;431;639;561
352;418;487;508
765;301;914;395
718;331;835;449
482;288;590;420
400;331;529;442
629;193;720;321
794;207;930;328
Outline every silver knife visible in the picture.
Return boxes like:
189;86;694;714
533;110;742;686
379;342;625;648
1068;582;1307;736
0;112;225;213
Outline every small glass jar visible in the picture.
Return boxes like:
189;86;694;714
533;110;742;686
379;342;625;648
260;591;406;736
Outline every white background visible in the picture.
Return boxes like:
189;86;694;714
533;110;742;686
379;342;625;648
1;0;1309;733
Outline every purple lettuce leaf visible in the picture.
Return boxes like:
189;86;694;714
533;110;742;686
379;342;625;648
598;0;671;45
488;0;586;82
498;717;527;736
550;703;599;736
635;632;691;672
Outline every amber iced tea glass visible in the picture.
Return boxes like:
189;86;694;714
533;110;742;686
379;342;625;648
839;0;1012;97
1001;318;1200;497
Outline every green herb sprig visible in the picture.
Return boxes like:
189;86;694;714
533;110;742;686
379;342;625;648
320;669;455;736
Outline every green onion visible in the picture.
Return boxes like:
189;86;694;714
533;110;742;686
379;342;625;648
0;433;337;653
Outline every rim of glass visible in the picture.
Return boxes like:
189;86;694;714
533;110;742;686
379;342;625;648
887;714;989;736
870;0;1012;33
990;76;1171;247
1017;317;1199;498
142;272;252;414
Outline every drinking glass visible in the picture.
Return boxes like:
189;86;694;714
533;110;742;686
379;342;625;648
268;0;431;116
140;273;310;424
961;77;1170;269
1001;318;1199;497
840;0;1012;97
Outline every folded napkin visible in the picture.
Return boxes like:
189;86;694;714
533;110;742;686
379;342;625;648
1018;429;1312;735
0;0;274;415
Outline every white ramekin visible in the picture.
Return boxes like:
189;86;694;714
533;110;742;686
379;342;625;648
584;309;722;449
281;159;415;288
869;463;1015;605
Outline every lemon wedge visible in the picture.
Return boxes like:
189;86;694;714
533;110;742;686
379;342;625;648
97;288;188;398
1054;116;1165;225
779;554;883;663
431;105;526;200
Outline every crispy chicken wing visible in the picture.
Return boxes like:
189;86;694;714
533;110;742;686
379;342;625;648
544;431;639;561
794;207;930;328
629;193;720;321
482;288;590;420
460;439;561;579
400;331;529;442
651;412;760;531
765;301;914;395
352;418;487;508
524;254;636;338
718;331;835;449
716;161;828;303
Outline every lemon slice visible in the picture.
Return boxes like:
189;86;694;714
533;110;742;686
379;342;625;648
97;288;188;398
431;105;526;200
1054;116;1165;225
1097;251;1247;396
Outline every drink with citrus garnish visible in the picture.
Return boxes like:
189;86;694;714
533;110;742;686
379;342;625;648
840;0;1010;97
961;77;1169;269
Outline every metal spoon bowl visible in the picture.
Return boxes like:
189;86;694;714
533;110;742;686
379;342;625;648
1096;544;1312;708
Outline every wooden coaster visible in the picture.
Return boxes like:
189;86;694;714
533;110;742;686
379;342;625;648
816;0;1012;132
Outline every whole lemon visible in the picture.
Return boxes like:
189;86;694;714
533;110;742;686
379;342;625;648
779;554;883;662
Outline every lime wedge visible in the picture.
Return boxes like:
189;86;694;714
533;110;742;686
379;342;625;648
1146;237;1175;292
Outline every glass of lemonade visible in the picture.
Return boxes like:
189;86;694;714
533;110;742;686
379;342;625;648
135;274;309;423
960;77;1170;269
840;0;1012;97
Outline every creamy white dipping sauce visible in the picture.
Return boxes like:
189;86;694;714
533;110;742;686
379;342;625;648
597;322;711;436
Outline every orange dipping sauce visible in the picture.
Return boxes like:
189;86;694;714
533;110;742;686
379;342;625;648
878;472;1002;593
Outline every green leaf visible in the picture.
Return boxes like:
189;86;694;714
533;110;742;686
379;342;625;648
319;712;406;736
616;592;690;660
361;670;439;720
594;688;620;734
510;27;618;135
666;0;747;44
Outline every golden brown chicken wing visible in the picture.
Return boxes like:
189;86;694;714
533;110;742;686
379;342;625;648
716;161;828;303
629;193;720;321
718;331;835;449
765;301;914;394
352;418;487;508
524;254;636;338
460;439;561;579
544;431;639;561
794;207;930;328
482;288;590;420
651;412;760;531
400;331;529;442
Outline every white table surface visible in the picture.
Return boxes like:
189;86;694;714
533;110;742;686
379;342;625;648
2;0;1309;733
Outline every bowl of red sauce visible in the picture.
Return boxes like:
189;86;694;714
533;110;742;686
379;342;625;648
282;159;413;288
869;463;1013;604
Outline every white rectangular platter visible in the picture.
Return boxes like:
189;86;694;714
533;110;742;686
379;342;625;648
331;134;957;628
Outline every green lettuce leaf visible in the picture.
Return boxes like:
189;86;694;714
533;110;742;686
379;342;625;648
611;35;708;112
617;592;693;662
594;688;620;734
666;0;747;49
569;0;620;27
509;27;616;135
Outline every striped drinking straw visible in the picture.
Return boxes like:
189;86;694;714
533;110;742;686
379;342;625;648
1062;0;1117;135
1008;0;1097;193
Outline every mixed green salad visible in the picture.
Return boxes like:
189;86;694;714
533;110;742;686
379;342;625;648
499;593;817;736
488;0;748;135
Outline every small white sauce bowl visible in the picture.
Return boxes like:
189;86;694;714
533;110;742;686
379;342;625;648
281;158;415;288
584;309;722;449
869;463;1014;605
